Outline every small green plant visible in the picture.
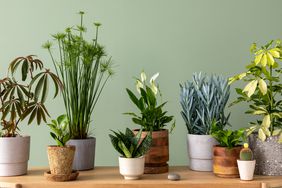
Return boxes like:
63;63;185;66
125;71;175;132
239;143;253;160
109;128;152;158
43;11;114;139
47;114;70;147
229;40;282;143
180;73;230;135
211;123;244;149
0;55;62;137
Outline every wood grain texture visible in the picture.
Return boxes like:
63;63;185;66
0;166;281;188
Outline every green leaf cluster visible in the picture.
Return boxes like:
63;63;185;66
125;72;175;132
180;73;230;135
0;55;62;137
43;12;114;139
47;114;70;146
211;123;245;149
109;128;152;158
229;40;282;143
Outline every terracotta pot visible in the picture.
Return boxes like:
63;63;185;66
67;137;96;171
134;129;169;174
119;156;145;180
0;136;30;176
47;145;75;175
213;146;242;178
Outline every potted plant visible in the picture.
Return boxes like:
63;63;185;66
46;114;77;181
211;124;244;178
125;71;175;174
0;55;62;176
229;40;282;175
109;128;152;180
179;72;230;171
43;11;114;170
237;143;256;181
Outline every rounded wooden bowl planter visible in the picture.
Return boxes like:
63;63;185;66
134;129;169;174
213;146;242;178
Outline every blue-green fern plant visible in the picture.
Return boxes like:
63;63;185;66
180;73;230;135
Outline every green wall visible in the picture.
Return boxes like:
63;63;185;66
0;0;281;167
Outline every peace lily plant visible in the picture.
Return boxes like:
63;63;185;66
229;40;282;142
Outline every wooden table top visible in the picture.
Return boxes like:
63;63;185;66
0;166;281;188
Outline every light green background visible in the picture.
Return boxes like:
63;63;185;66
0;0;281;167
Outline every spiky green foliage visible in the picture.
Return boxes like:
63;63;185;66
211;123;244;149
125;71;175;132
47;114;70;147
240;143;253;160
0;55;62;137
180;73;230;135
43;11;114;139
109;128;152;158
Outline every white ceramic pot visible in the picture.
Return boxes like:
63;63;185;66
67;137;96;170
237;160;256;181
0;136;30;176
187;134;218;171
119;156;145;180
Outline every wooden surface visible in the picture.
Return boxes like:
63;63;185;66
0;166;281;188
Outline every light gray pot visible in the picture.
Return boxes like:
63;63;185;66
67;137;96;171
187;134;217;171
249;134;282;175
0;136;30;176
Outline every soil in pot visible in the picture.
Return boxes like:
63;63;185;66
213;146;242;178
134;129;169;174
47;145;75;175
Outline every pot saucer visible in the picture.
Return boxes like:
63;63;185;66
44;170;79;181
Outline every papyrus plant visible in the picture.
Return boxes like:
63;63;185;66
229;40;282;142
43;11;114;139
0;55;62;137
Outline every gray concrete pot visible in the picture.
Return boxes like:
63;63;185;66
0;136;30;176
249;134;282;175
67;137;96;171
187;134;217;171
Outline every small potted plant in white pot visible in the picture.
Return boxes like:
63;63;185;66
43;11;114;171
109;128;152;180
237;143;256;181
46;114;78;182
180;73;230;171
0;55;62;177
125;71;175;174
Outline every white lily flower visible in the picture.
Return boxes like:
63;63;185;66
151;81;158;95
141;71;146;82
136;80;143;94
150;72;159;84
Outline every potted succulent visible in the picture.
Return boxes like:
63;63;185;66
237;143;256;181
109;128;152;180
229;40;282;175
46;114;77;181
125;71;175;174
211;124;244;178
43;11;114;170
180;72;230;171
0;55;61;176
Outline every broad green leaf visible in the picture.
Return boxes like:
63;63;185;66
21;60;29;81
258;79;267;95
261;115;271;128
261;54;267;66
266;53;274;66
272;129;281;136
118;141;131;158
243;80;258;97
34;75;45;101
254;53;263;65
41;76;49;103
140;71;146;82
258;128;266;141
253;110;267;115
269;48;280;58
262;127;271;137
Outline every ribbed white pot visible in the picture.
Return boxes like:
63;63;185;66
0;136;30;176
237;160;256;181
187;134;218;171
119;156;145;180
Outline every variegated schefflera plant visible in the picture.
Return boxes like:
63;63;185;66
0;55;62;137
229;40;282;142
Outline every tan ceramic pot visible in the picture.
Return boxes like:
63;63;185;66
47;145;75;175
213;146;242;178
134;129;169;174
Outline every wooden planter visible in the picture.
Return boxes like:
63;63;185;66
213;146;242;178
134;129;169;174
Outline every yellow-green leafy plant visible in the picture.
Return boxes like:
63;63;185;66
0;55;62;137
229;40;282;142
